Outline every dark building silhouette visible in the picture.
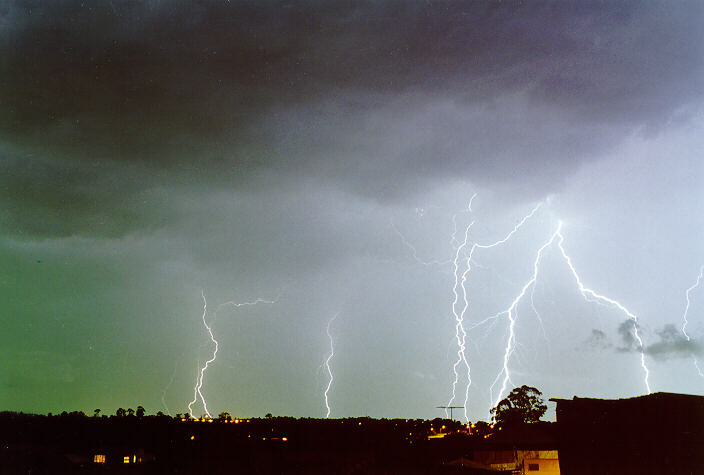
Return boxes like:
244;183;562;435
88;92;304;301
551;392;704;475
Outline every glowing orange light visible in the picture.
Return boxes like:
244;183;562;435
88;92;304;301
190;435;195;440
282;437;287;442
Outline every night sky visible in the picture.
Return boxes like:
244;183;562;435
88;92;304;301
1;1;703;422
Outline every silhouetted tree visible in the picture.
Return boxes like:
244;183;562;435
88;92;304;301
115;407;126;418
265;413;273;419
127;408;135;417
218;411;231;421
136;405;145;418
93;408;100;418
490;385;547;426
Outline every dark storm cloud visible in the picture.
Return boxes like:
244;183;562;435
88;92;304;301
2;1;703;237
644;324;702;361
615;321;702;360
616;318;641;352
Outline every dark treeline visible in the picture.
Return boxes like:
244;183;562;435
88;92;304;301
0;387;552;473
0;410;524;474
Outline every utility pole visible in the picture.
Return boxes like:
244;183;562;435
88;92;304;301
436;406;464;421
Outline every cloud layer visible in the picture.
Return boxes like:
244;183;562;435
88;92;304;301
2;1;704;238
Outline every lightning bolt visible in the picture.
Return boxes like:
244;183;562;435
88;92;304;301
393;193;479;268
161;363;178;416
681;265;704;378
390;218;451;266
323;313;338;418
448;201;543;421
489;227;560;409
189;290;216;418
556;226;651;395
188;290;279;418
489;221;652;412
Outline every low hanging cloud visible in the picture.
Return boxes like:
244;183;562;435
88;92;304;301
614;320;702;360
644;324;702;361
616;319;642;353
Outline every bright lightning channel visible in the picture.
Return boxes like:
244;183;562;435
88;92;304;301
189;290;215;418
681;266;704;378
188;290;278;418
448;201;543;421
489;227;561;410
556;226;651;395
489;221;652;412
323;313;338;418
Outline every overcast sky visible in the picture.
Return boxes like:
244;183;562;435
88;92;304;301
1;0;703;422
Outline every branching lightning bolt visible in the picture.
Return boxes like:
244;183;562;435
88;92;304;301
323;313;338;418
447;221;474;420
188;290;279;419
448;201;543;421
489;227;560;410
489;221;652;412
189;290;215;418
556;226;651;395
681;265;704;378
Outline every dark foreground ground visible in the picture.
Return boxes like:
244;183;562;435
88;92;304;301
0;412;504;474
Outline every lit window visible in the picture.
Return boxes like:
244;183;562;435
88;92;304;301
528;463;540;471
123;456;130;463
93;454;106;464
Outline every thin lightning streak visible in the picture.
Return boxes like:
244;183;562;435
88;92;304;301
187;291;279;418
448;202;543;421
390;219;451;266
189;290;216;418
323;313;338;418
681;266;703;340
681;266;704;378
450;193;478;248
530;282;550;345
556;225;651;395
161;363;178;416
467;193;478;212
